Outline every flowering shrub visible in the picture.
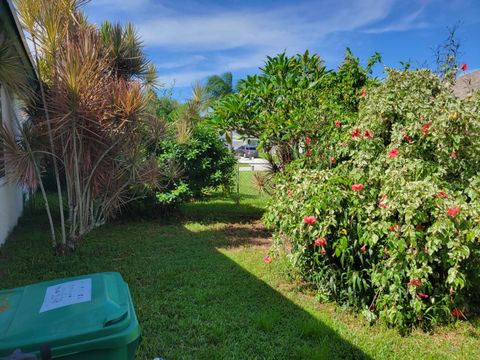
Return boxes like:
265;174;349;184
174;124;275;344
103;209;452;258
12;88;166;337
264;69;480;329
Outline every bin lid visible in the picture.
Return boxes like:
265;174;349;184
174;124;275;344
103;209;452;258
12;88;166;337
0;272;137;356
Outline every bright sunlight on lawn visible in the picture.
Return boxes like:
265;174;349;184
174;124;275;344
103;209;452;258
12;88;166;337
1;172;479;360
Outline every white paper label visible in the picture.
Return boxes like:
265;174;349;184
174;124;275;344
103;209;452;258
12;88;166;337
40;278;92;313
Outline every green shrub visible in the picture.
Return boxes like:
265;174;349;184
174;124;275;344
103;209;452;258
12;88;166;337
155;124;236;204
211;49;380;170
264;69;480;329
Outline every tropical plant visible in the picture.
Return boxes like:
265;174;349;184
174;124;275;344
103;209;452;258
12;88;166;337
1;0;161;251
211;50;380;171
145;84;235;205
205;72;233;100
264;69;480;329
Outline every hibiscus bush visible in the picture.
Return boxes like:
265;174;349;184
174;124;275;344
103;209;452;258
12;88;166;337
264;69;480;329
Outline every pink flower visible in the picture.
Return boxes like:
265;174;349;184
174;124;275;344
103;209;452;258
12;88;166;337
419;292;429;299
408;279;422;287
360;245;366;253
287;189;293;197
335;121;342;128
351;183;364;192
264;255;272;264
314;238;327;247
330;156;336;165
364;129;374;139
436;191;448;199
305;137;311;144
422;122;431;137
351;128;362;139
320;247;327;255
461;63;467;72
388;148;400;158
360;88;367;96
447;207;460;217
403;133;412;143
451;151;457;159
303;216;317;225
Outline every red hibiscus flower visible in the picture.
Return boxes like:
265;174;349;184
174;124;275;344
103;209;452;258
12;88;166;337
403;133;412;143
320;247;327;255
447;207;460;217
305;137;311;144
335;121;342;127
451;151;457;159
436;191;448;199
351;128;362;138
330;156;336;165
419;292;429;299
389;224;400;232
360;245;366;253
351;183;364;192
388;148;400;158
422;122;431;137
304;216;317;225
360;89;367;96
263;255;273;264
451;307;465;318
314;238;327;247
364;129;374;139
461;63;467;72
408;279;422;287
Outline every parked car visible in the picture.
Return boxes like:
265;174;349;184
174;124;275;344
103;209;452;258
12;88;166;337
235;145;258;158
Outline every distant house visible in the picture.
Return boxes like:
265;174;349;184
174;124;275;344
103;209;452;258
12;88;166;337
453;70;480;98
0;0;38;245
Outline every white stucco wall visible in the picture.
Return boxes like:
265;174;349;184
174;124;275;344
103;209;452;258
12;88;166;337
0;86;24;245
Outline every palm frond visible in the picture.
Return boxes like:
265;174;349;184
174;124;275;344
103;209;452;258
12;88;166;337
0;37;35;100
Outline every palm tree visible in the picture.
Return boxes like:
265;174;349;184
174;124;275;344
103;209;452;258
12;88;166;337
100;21;157;86
205;72;233;100
5;0;161;251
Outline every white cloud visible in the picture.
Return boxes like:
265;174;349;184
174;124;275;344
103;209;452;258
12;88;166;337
137;0;396;52
156;55;207;70
86;0;434;88
160;69;219;87
361;2;429;33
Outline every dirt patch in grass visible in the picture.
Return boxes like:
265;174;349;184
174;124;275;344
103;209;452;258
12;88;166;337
217;221;272;249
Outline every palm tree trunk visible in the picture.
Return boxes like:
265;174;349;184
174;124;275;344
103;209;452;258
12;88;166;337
32;37;67;249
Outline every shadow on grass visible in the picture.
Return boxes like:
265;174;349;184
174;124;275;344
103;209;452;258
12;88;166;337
0;207;371;360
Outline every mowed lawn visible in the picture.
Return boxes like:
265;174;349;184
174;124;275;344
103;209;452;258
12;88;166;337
1;172;480;359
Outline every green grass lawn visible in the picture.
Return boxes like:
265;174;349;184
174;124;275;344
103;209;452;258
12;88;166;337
1;173;479;359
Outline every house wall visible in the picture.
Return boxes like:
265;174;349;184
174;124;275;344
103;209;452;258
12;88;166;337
0;86;24;245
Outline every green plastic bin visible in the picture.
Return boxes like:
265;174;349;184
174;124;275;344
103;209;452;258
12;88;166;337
0;272;140;359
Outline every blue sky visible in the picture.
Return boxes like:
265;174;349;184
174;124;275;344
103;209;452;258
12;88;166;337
85;0;480;101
